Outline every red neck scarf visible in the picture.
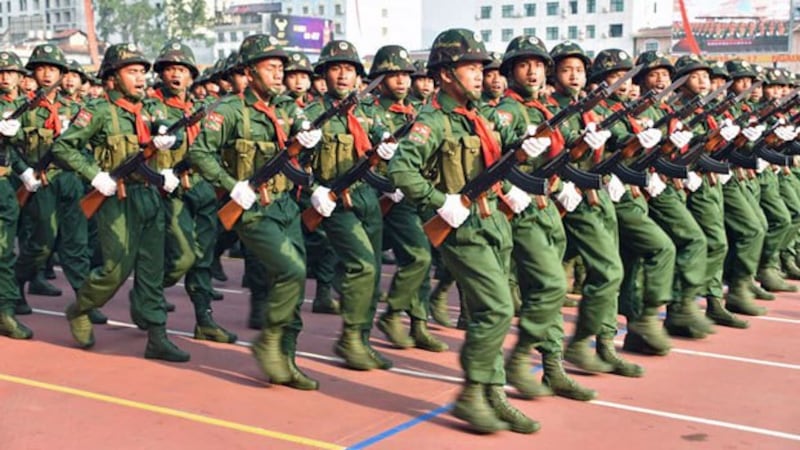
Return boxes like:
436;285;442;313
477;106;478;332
608;101;643;134
151;89;199;144
38;96;62;136
388;102;416;116
113;96;151;145
450;104;501;167
505;89;565;157
336;101;371;157
252;100;288;149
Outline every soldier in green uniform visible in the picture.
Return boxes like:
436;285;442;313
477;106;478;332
189;34;323;388
52;43;189;361
301;39;399;371
284;52;315;107
390;28;539;434
0;51;33;339
494;35;596;400
12;45;99;322
369;44;447;352
136;40;237;343
223;51;248;95
481;52;505;107
409;60;435;105
588;49;678;359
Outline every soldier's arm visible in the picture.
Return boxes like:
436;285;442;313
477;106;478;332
187;102;238;191
52;105;105;181
388;111;446;210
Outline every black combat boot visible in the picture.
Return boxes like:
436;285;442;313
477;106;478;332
145;326;190;362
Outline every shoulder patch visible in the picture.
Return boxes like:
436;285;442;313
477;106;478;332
408;122;432;144
496;110;512;127
73;109;93;128
205;111;224;132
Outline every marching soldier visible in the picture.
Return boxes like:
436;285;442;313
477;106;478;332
481;52;505;107
409;60;435;105
390;28;539;434
284;52;315;107
189;34;323;388
53;43;189;362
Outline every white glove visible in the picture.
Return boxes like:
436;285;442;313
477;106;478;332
91;171;117;197
669;130;693;148
583;122;612;151
296;122;322;149
603;174;626;202
718;170;733;185
61;118;70;133
153;134;177;150
756;158;770;173
376;140;398;160
20;167;42;193
436;194;470;228
521;136;551;159
384;188;405;203
230;180;257;210
742;126;763;143
775;125;798;142
310;186;336;217
685;171;703;192
719;124;741;142
0;118;21;137
555;181;583;212
636;128;663;150
504;185;532;214
161;169;179;193
645;173;667;198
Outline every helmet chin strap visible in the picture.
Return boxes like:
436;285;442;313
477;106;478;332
510;79;538;99
114;73;144;101
449;67;480;102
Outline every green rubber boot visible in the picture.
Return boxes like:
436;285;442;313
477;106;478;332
758;267;798;293
596;336;645;378
451;382;509;434
410;319;448;352
279;330;320;391
623;307;671;356
541;352;596;401
750;282;776;300
705;297;748;329
564;337;614;373
505;340;553;399
194;308;238;343
0;312;33;339
485;384;540;434
145;325;191;362
252;327;292;382
781;253;800;280
28;274;62;296
727;279;767;316
362;330;393;370
376;309;414;348
428;279;453;327
65;302;94;348
333;327;377;371
664;299;714;339
311;282;340;314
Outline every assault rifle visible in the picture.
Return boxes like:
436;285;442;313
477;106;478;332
80;95;226;219
217;75;384;231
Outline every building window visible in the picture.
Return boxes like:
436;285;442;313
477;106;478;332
230;31;237;41
480;29;492;42
33;0;38;9
335;3;343;15
381;27;388;36
218;49;225;59
302;5;309;14
318;5;324;15
0;17;3;27
523;27;536;37
55;11;60;22
609;24;623;37
568;25;578;39
546;2;558;15
335;22;342;34
64;11;69;21
586;24;595;38
381;8;388;18
45;12;49;24
546;26;558;40
645;41;659;52
610;0;624;12
480;5;491;19
586;50;595;58
19;0;27;11
569;1;578;14
502;4;513;18
286;7;292;14
501;28;513;42
586;0;596;13
217;32;225;42
524;3;535;16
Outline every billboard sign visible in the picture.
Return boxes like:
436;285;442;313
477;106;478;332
269;14;333;54
672;1;791;54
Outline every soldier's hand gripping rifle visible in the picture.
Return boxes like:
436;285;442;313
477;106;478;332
301;117;414;232
422;75;624;248
217;75;385;231
6;80;63;207
80;95;226;219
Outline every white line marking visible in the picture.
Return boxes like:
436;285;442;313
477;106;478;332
590;400;800;441
752;316;800;324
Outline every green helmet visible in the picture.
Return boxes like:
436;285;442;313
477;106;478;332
314;40;365;76
369;45;415;78
153;40;199;79
239;34;288;67
484;51;503;71
763;68;785;86
208;58;228;82
549;41;591;68
673;54;711;80
223;51;244;77
284;51;313;75
411;60;430;79
99;43;151;79
709;60;730;80
0;51;26;74
633;51;674;85
753;64;767;83
724;60;756;80
589;48;633;84
25;44;68;72
427;28;491;72
67;59;88;83
500;35;551;77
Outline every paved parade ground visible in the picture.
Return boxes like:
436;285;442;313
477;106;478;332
2;258;799;449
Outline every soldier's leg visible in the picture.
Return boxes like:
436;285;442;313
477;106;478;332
757;170;794;292
0;179;30;339
15;186;59;313
778;172;800;278
428;245;455;327
298;191;339;314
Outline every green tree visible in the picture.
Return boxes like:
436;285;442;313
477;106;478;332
166;0;211;44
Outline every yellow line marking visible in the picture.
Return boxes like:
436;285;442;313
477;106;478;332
0;372;345;450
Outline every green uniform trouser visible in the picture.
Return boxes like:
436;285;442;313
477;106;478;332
756;169;791;271
778;170;800;259
563;189;623;340
721;176;765;282
648;183;707;302
16;171;89;291
234;193;306;332
511;200;567;355
296;186;339;292
616;191;676;321
685;175;727;299
382;199;431;321
75;184;167;325
0;178;20;314
439;200;513;385
317;184;382;330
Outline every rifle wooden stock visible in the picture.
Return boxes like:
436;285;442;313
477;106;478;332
79;189;106;219
258;183;271;206
585;189;599;207
569;140;591;162
180;172;191;190
301;202;326;232
379;196;394;217
16;188;31;207
423;195;471;248
217;200;243;231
